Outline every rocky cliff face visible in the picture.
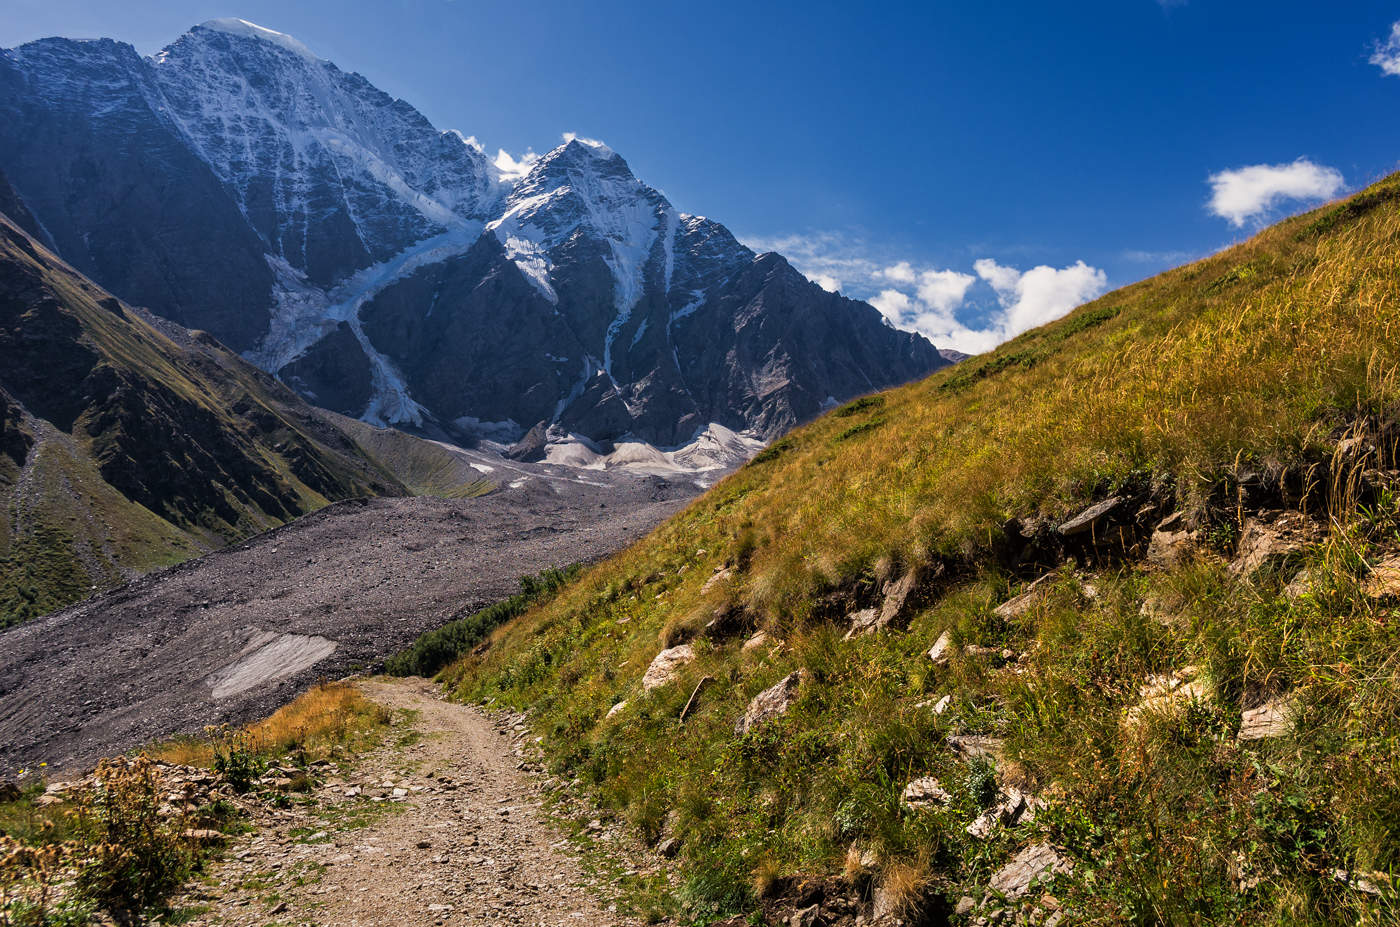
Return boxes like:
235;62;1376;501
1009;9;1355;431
0;20;948;447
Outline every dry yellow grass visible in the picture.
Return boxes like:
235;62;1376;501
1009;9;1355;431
147;681;389;767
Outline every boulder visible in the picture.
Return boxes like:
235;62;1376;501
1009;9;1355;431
642;645;696;691
605;700;628;720
1057;496;1124;537
1229;515;1316;578
879;570;921;627
1124;665;1209;726
844;568;928;638
948;734;1005;761
735;670;808;736
901;777;952;808
1238;694;1296;741
994;574;1055;620
1145;516;1198;568
987;843;1072;899
918;694;953;714
1364;556;1400;600
844;608;881;638
182;828;224;843
927;630;954;665
965;788;1034;839
1284;568;1315;600
700;567;733;595
741;631;772;653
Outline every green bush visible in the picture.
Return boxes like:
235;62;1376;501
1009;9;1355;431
386;566;582;677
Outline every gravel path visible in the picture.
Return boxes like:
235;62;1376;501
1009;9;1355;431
180;677;654;927
0;471;692;776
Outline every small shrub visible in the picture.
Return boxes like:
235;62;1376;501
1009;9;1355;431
0;837;88;927
386;566;581;677
72;757;194;915
207;725;263;794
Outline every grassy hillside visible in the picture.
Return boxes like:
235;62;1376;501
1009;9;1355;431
443;176;1400;924
0;210;427;625
316;411;495;499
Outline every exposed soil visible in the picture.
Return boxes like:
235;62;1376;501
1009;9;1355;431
176;677;657;927
0;471;692;776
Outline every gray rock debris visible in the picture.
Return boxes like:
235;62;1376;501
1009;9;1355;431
641;645;695;690
988;842;1072;899
1057;496;1124;536
900;777;952;808
734;670;808;736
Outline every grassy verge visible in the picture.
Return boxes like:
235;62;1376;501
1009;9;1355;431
385;565;583;677
147;680;390;770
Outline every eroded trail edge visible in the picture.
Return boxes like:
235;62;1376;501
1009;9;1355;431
181;678;653;927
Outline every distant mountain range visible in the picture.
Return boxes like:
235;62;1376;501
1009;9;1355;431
0;19;946;450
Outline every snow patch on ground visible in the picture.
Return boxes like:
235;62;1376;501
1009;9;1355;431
208;631;337;700
541;422;763;485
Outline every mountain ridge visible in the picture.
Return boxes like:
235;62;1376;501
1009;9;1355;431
0;183;510;625
0;20;946;447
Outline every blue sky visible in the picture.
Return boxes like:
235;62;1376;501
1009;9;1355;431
5;1;1400;352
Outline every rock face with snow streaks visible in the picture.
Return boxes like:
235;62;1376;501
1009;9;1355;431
0;20;947;447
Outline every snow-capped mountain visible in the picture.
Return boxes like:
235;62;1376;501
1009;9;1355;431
0;20;947;448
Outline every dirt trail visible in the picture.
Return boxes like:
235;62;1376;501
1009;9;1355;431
181;678;654;927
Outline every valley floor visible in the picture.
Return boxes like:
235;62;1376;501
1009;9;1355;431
0;475;691;777
174;677;654;927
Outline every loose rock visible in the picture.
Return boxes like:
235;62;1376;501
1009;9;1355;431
735;670;808;736
642;644;696;690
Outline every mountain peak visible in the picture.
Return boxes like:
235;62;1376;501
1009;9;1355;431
558;134;618;159
190;18;318;60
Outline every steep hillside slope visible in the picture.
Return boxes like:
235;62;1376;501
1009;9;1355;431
0;22;944;446
0;208;415;625
443;177;1400;924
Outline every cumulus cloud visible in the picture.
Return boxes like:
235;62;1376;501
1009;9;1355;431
1207;159;1344;227
916;269;977;313
975;259;1108;339
494;148;539;182
741;230;1106;355
1372;21;1400;76
868;259;1105;354
878;261;918;285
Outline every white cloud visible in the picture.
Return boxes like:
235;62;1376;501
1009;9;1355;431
494;148;539;182
878;261;917;285
975;259;1108;339
1207;159;1344;227
869;289;912;324
810;273;841;293
871;259;1104;354
1372;21;1400;76
741;230;1106;355
916;269;976;313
